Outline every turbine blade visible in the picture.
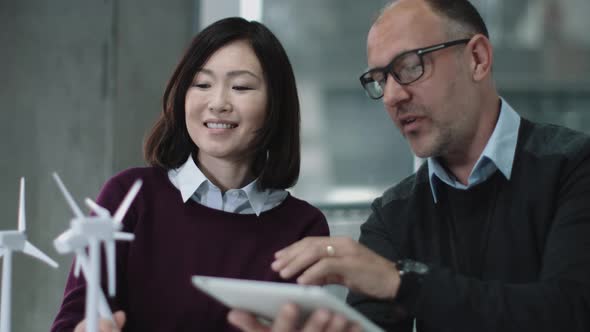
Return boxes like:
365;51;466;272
105;241;116;296
64;242;86;278
113;232;134;241
74;249;90;277
23;242;59;268
84;198;110;218
18;177;25;232
52;172;85;218
97;289;115;323
113;180;142;224
54;229;88;255
74;257;82;277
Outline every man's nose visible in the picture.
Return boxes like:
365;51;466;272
382;73;411;107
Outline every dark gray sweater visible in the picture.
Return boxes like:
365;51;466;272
348;118;590;332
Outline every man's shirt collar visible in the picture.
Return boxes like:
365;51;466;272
428;98;521;203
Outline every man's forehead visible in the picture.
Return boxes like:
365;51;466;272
374;0;442;36
367;1;446;65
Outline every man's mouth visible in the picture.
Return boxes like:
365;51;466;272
402;118;417;126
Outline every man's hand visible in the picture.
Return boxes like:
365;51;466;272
227;304;362;332
73;310;126;332
271;237;400;300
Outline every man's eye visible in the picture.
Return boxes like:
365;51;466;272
408;64;422;72
370;72;385;83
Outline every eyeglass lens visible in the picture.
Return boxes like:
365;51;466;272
362;52;424;98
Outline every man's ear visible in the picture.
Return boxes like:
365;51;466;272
467;34;493;82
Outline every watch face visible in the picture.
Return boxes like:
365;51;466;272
396;260;428;300
401;260;429;274
407;261;429;274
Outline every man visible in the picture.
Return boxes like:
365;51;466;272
229;0;590;331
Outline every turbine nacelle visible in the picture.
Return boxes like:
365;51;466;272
0;232;25;251
53;230;87;255
71;217;118;239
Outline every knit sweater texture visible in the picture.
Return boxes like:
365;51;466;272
51;167;329;332
348;119;590;332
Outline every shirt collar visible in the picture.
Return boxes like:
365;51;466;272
238;179;269;216
427;97;521;203
171;155;208;203
170;156;271;216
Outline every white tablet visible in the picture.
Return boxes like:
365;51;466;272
192;275;384;332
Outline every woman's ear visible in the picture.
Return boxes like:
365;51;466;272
467;34;493;82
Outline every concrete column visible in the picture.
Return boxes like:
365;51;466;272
0;0;194;330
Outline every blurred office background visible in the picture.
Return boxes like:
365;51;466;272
1;0;589;330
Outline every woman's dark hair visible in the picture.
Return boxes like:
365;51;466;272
144;17;300;190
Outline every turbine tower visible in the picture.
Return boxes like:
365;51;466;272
0;178;59;332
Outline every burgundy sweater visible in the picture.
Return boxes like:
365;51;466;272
50;167;329;332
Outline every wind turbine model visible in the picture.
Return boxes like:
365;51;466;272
52;173;142;332
0;177;59;332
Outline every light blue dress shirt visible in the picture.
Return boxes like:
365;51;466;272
168;156;288;216
428;98;521;203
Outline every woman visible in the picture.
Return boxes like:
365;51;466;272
51;17;329;332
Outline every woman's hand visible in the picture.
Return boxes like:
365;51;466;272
228;304;361;332
73;310;126;332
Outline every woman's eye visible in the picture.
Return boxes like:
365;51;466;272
233;86;253;91
192;83;210;89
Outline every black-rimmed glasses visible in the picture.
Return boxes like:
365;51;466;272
359;39;471;99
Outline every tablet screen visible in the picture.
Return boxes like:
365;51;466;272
192;275;384;332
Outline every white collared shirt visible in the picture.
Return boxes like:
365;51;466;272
168;156;288;216
427;97;521;203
